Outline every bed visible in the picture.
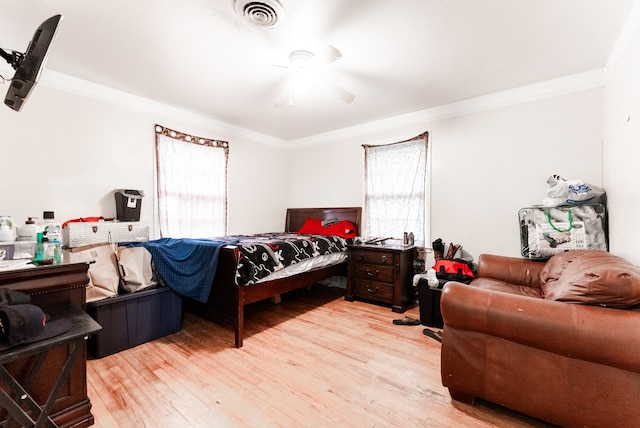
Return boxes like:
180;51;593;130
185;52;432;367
185;207;362;348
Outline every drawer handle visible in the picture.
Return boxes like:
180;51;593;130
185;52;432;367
366;269;379;277
358;254;364;262
366;285;379;294
380;255;387;263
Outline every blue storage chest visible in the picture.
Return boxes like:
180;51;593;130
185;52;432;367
86;286;182;358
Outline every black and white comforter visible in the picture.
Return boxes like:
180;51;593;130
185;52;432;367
218;233;350;285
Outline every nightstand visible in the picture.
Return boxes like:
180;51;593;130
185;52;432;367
346;243;415;312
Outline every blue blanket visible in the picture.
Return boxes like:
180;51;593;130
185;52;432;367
124;238;233;303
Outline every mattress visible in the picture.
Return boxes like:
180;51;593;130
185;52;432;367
254;251;347;284
218;233;351;285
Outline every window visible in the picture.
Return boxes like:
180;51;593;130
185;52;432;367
155;124;229;238
363;132;428;245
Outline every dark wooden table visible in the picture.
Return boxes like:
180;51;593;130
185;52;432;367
0;254;97;428
0;304;101;428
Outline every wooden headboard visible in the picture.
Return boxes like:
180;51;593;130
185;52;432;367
285;207;362;235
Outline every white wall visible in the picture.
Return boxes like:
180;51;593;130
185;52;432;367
0;65;611;264
0;83;290;238
289;89;604;262
603;8;640;265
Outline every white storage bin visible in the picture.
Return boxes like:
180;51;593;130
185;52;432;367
63;221;149;248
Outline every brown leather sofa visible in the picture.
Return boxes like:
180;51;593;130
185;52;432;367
440;250;640;428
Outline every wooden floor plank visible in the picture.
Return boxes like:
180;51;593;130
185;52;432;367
87;284;554;427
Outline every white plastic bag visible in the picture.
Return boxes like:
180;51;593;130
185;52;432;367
543;174;606;207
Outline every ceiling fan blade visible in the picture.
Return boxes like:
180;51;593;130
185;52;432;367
321;77;355;103
273;84;292;108
309;45;342;67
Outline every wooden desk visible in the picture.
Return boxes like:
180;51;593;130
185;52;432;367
0;253;95;428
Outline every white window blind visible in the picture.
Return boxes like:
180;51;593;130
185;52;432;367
155;125;229;238
363;132;428;245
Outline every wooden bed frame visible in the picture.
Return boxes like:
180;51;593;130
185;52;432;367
186;207;362;348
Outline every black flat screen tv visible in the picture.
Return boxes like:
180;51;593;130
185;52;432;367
1;15;62;111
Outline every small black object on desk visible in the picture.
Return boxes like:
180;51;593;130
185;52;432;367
0;304;101;428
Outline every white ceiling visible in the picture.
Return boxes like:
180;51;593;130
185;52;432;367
0;1;637;141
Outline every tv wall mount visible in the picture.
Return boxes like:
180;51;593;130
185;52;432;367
0;48;25;71
0;14;62;111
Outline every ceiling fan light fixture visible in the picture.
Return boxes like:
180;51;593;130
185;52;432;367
273;45;355;107
291;68;317;94
288;50;318;94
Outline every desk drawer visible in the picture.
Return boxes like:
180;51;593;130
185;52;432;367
354;264;394;283
351;250;394;266
352;279;394;303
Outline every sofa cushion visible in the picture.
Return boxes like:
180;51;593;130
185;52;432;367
471;278;543;298
540;250;640;308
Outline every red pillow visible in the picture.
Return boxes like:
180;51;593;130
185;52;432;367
297;218;357;238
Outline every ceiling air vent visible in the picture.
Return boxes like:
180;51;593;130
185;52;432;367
234;0;285;28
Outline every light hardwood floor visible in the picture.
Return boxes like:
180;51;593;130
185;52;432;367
86;285;554;427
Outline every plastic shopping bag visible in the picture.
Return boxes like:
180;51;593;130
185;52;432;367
543;175;606;207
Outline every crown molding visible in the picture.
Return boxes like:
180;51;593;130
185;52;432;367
40;70;290;149
41;67;604;151
288;69;606;148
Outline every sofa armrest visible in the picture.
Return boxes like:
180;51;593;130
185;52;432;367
477;254;545;289
441;282;640;374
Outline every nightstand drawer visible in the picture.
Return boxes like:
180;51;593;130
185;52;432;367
351;250;394;265
354;264;394;283
352;279;394;302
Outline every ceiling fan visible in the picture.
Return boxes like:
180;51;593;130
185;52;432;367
273;45;355;108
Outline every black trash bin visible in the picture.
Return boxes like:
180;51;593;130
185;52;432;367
418;278;444;328
115;189;144;221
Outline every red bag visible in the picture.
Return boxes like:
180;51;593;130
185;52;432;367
433;259;475;284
